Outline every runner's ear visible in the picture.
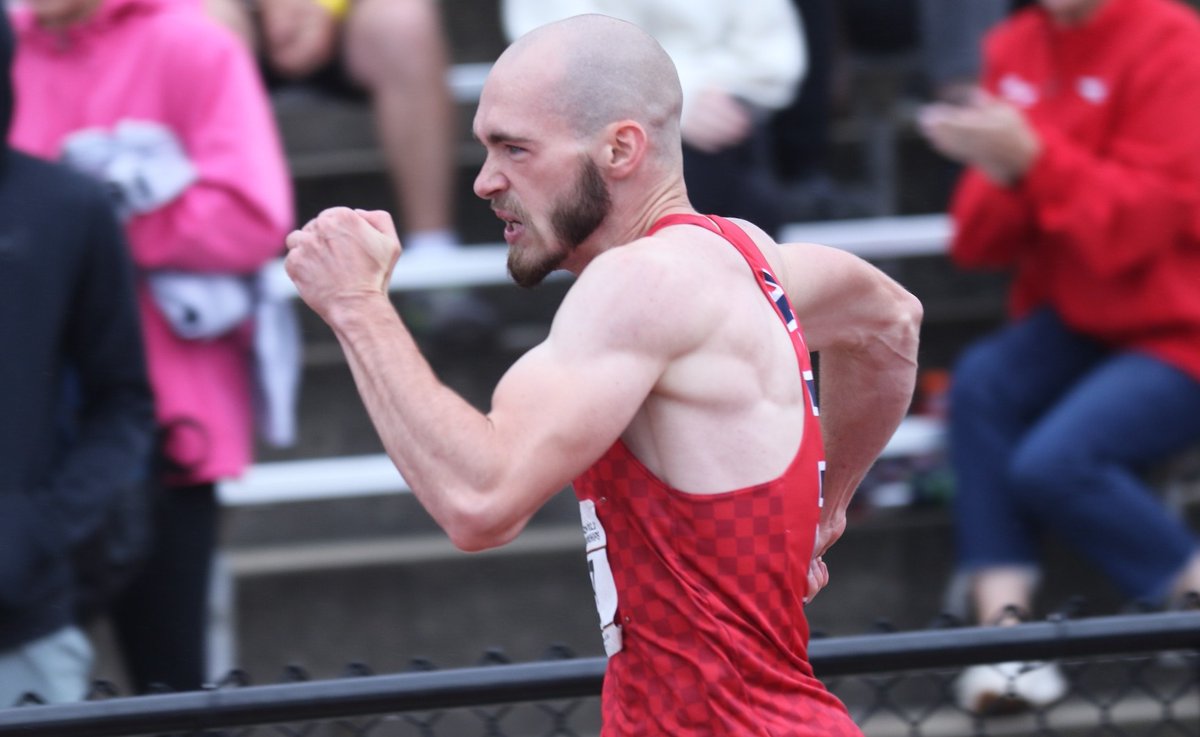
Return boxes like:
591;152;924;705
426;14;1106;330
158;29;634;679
604;120;647;178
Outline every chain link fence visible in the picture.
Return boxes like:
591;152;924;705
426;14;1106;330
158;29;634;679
1;611;1197;737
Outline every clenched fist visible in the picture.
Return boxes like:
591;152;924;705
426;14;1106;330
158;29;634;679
284;207;401;322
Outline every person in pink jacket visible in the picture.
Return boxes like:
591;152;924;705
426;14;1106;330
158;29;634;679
8;0;293;693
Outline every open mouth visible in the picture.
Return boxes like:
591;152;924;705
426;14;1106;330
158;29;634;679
494;208;525;241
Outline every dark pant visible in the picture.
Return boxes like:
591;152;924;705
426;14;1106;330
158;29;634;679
683;128;784;238
110;483;218;693
950;308;1200;604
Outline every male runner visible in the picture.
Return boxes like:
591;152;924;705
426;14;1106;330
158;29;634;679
285;14;921;736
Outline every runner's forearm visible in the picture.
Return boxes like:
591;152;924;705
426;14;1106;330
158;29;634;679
817;299;920;542
328;294;522;549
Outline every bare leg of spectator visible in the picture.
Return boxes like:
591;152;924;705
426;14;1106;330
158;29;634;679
1169;552;1200;604
971;566;1037;624
203;0;258;52
957;566;1067;713
344;0;457;251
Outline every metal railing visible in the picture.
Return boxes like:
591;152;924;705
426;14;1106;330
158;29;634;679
1;610;1197;737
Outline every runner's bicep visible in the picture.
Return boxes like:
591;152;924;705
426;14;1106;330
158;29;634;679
779;242;913;352
485;323;667;496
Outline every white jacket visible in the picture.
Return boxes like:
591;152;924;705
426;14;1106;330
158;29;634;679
501;0;807;121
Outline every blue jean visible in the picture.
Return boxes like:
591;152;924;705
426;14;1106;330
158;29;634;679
950;308;1200;603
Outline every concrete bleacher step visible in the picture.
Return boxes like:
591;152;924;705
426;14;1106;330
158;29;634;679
227;525;583;579
225;415;947;507
210;491;1178;686
272;68;491;181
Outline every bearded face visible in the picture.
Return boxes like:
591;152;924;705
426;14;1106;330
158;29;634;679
505;156;612;288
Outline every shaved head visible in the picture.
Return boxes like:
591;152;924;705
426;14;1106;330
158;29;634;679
493;14;683;158
472;14;690;283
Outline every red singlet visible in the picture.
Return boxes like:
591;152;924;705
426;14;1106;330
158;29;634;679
573;215;861;736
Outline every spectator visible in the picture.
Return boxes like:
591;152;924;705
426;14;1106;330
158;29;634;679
0;6;156;706
8;0;293;693
920;0;1200;715
501;0;807;239
206;0;461;260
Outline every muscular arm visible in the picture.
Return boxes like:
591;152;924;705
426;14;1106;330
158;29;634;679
779;242;922;554
287;209;679;551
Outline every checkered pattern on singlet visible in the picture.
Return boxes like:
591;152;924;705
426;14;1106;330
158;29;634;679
572;215;862;736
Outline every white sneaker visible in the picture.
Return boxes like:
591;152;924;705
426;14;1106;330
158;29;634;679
955;661;1068;715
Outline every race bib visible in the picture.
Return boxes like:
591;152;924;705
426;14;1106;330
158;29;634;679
580;500;622;656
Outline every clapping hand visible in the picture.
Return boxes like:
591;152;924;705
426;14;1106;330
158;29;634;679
919;90;1041;186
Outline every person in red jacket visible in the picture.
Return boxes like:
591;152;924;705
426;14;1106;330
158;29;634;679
920;0;1200;715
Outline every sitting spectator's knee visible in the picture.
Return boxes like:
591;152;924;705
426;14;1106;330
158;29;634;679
949;340;1006;417
1008;441;1089;511
204;0;257;50
343;0;446;86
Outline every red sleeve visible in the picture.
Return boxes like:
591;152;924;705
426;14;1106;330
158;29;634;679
949;168;1037;270
1017;40;1200;279
947;23;1038;271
